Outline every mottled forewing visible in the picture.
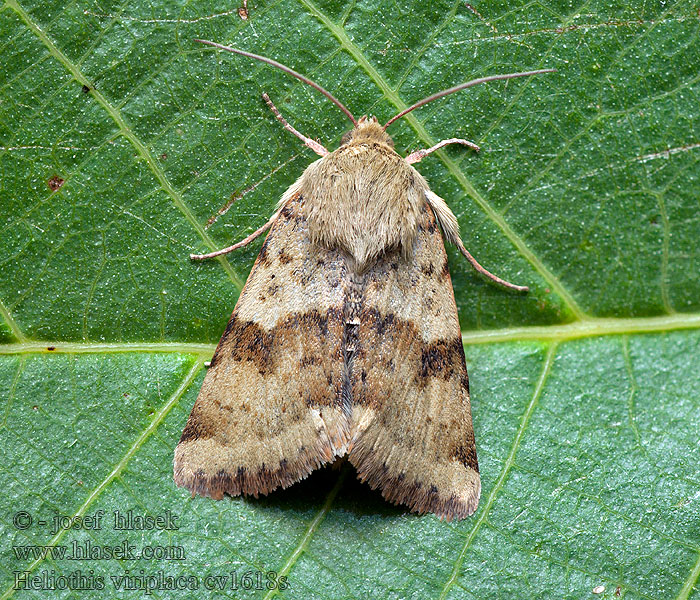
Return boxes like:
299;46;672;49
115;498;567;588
174;194;350;498
348;203;480;519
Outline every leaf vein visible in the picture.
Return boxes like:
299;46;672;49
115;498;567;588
438;343;557;600
296;0;585;318
0;297;25;342
262;465;349;600
5;0;244;290
0;358;203;600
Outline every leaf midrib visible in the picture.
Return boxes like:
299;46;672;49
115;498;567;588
1;312;699;354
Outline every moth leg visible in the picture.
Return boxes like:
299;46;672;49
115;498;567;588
190;216;275;260
405;138;479;164
454;237;529;292
262;92;329;157
424;189;528;292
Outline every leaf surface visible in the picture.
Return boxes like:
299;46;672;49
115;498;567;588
1;1;699;599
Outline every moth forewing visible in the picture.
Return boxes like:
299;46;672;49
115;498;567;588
174;195;351;498
346;198;480;520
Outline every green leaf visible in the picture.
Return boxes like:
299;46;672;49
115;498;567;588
1;1;699;599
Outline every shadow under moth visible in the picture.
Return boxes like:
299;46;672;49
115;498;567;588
174;40;553;520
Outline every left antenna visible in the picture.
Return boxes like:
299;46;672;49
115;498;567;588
194;39;357;125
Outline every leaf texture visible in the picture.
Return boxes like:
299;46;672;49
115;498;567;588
1;0;699;598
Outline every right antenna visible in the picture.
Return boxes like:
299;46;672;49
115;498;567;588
383;69;556;129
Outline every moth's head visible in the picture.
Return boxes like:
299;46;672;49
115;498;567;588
339;116;394;148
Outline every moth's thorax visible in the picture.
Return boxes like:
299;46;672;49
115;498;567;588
300;117;427;272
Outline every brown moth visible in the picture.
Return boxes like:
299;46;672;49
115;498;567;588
174;40;553;520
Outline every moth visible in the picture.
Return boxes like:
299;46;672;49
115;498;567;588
174;40;553;520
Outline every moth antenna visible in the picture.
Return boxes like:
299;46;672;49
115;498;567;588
383;69;556;129
194;39;357;126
